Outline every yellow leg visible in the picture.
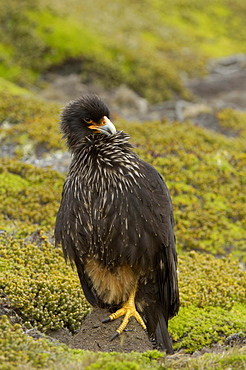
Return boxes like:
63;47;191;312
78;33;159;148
102;289;146;340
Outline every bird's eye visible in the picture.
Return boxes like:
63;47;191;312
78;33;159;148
84;117;93;123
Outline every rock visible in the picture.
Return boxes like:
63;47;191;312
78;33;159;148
39;74;149;121
187;54;246;111
225;332;246;347
175;101;212;121
208;54;246;74
148;101;177;121
24;151;72;173
34;52;246;146
187;70;246;103
106;85;149;121
39;73;89;103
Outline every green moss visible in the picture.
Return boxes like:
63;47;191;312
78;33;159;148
217;108;246;139
154;0;246;58
1;315;246;369
0;315;165;369
0;77;31;96
27;10;107;66
0;92;246;360
170;251;246;352
169;347;246;370
0;315;85;369
1;227;245;349
0;91;63;157
178;252;246;309
0;0;47;85
0;91;245;258
121;120;246;259
169;304;246;353
0;172;29;193
0;234;90;332
0;158;64;235
1;0;246;101
218;351;246;370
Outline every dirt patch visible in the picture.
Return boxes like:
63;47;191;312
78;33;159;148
1;306;245;355
47;307;154;353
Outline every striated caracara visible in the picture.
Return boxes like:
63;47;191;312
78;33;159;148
55;94;179;353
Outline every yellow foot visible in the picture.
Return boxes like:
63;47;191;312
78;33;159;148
102;289;146;341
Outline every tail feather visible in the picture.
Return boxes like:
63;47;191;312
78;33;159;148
154;313;174;354
144;306;174;354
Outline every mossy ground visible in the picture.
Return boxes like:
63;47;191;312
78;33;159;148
0;92;246;367
1;91;245;258
0;233;90;332
1;232;245;353
0;92;63;158
1;0;246;366
0;158;64;236
1;315;246;370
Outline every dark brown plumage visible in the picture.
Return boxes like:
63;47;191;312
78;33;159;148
55;94;179;353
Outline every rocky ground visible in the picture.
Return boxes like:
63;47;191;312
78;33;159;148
38;54;246;125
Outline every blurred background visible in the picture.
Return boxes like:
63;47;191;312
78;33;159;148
1;0;246;122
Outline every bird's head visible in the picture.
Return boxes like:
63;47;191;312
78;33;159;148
61;95;116;151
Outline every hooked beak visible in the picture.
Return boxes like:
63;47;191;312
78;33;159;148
88;116;116;136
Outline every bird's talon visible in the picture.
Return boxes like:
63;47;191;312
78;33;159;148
102;317;111;323
110;332;119;341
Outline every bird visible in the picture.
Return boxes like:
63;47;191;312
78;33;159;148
55;94;179;353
